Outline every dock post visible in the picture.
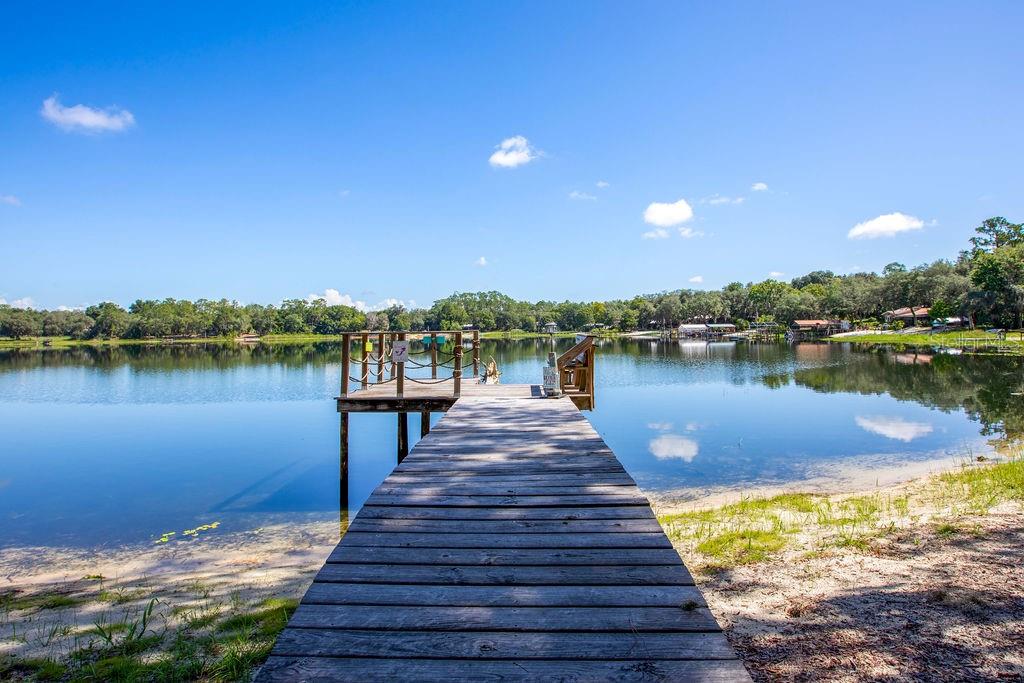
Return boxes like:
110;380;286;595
341;333;350;397
454;331;463;397
360;333;369;388
420;411;430;437
397;332;406;398
377;333;385;382
472;330;480;377
389;332;396;380
430;334;438;379
339;411;349;532
397;412;408;461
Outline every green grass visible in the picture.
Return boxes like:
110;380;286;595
659;490;922;568
0;333;349;350
479;330;592;340
0;656;66;681
216;597;297;637
4;594;301;682
695;529;787;565
829;329;1024;353
659;493;822;528
932;456;1024;513
657;456;1022;571
0;590;83;612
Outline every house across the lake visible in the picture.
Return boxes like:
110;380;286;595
883;306;930;326
542;321;559;334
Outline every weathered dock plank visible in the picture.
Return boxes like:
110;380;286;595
259;390;749;682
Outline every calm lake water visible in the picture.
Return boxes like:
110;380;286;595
1;339;1020;549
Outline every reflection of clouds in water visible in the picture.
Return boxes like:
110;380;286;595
855;415;933;442
649;434;699;461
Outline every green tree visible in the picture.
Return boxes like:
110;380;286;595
969;216;1024;254
85;302;131;338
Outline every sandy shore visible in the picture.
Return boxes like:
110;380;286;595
0;520;339;667
654;459;1024;681
2;458;1021;680
646;453;970;511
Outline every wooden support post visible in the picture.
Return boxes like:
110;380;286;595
397;412;408;461
430;334;438;379
472;330;480;377
421;411;430;437
339;411;349;533
389;332;396;380
341;333;351;396
396;331;406;398
454;331;463;397
360;333;369;388
377;333;385;382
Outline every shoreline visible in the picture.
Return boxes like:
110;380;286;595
646;451;979;512
2;456;1020;680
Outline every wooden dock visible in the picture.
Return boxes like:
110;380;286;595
258;387;749;681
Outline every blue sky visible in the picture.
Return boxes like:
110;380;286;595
2;2;1022;311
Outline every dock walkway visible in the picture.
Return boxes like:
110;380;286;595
259;389;749;681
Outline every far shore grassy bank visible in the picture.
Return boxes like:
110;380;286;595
0;330;605;350
828;328;1024;352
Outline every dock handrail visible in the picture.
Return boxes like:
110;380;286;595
340;330;480;398
556;335;596;410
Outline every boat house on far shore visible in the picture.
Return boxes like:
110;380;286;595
678;322;737;339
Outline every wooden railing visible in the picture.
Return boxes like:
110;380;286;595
556;335;596;410
339;330;480;398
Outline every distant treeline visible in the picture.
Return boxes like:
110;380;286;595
2;217;1022;340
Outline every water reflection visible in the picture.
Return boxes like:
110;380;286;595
1;339;1021;547
855;415;934;442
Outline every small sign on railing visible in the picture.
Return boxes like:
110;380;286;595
392;340;409;363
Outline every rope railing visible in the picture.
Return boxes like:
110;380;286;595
338;330;479;399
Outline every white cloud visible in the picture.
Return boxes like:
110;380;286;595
41;94;135;133
643;198;694;227
855;415;933;442
648;434;699;462
703;195;744;206
375;297;416;310
0;296;36;309
678;227;704;239
488;135;537;168
751;182;768;192
647;422;673;431
688;275;704;284
308;289;367;311
847;212;924;240
596;180;610;188
338;189;351;198
474;256;488;267
769;271;785;278
1;195;21;206
307;291;415;311
642;228;669;240
568;190;596;201
57;304;86;312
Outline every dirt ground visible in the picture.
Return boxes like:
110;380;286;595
683;505;1024;681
